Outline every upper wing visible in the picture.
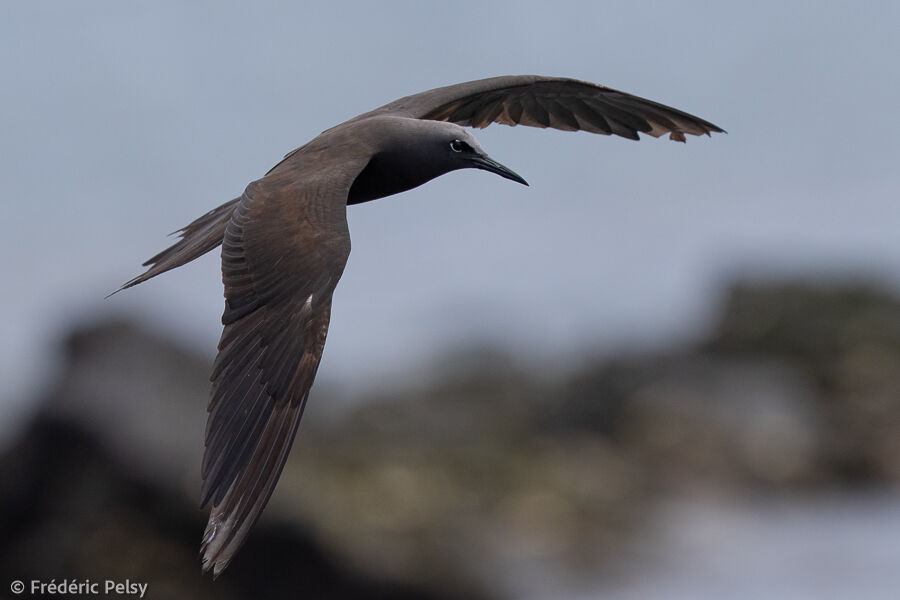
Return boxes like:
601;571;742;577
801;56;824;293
199;150;365;576
359;75;724;142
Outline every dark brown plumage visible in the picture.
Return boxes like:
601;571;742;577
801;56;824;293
351;75;723;140
115;75;723;576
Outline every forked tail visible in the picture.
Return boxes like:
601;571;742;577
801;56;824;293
111;198;240;295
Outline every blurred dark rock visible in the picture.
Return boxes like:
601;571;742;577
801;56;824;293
705;282;900;483
707;282;900;363
3;279;900;598
0;415;484;600
42;318;210;498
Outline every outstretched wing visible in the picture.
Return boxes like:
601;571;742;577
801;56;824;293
362;75;724;142
199;150;366;576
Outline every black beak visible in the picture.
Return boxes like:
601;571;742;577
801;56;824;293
470;155;529;186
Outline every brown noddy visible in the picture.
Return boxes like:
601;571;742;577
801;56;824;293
115;75;724;576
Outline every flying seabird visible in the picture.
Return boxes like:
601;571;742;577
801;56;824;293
115;75;724;576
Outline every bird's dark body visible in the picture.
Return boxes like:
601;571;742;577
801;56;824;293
116;75;723;576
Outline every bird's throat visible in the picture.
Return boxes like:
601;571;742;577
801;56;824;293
347;152;448;205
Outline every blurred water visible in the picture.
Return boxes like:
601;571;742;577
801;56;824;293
547;493;900;600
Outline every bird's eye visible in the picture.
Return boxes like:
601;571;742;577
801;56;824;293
449;140;469;153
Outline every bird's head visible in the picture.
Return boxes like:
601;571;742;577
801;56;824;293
431;123;528;186
346;118;528;205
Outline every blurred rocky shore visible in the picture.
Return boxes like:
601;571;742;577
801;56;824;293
2;279;899;598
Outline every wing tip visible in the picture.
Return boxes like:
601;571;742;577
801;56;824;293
200;516;234;579
661;121;726;143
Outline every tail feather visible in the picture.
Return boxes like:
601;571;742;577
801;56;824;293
111;198;240;296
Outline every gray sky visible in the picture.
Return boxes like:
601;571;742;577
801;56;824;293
3;2;899;420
